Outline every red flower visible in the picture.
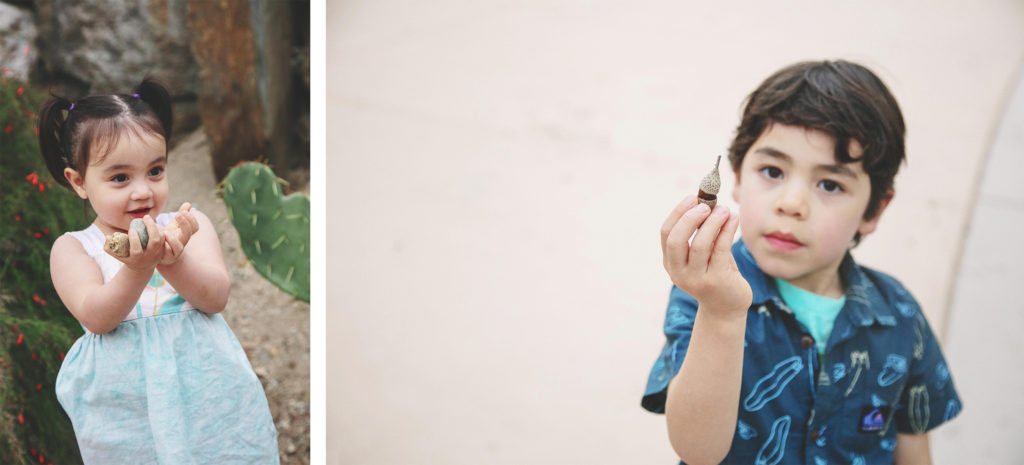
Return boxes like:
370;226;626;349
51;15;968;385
36;383;42;390
15;215;20;221
26;173;38;184
59;351;64;360
39;183;44;192
16;333;23;345
33;127;38;135
34;232;41;238
4;125;10;133
32;295;40;303
16;86;23;96
31;351;37;360
18;413;23;424
43;228;49;235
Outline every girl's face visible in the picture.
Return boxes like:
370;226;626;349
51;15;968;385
65;130;169;236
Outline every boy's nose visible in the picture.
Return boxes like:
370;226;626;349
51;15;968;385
775;184;808;218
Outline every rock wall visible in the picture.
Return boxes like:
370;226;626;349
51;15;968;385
0;2;37;82
33;0;198;94
21;0;308;180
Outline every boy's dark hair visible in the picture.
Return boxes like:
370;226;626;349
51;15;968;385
727;60;905;228
38;77;173;189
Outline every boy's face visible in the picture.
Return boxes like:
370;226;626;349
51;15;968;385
732;123;887;296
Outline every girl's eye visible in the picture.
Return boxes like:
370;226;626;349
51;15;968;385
818;179;844;193
759;166;783;179
111;174;128;183
149;166;164;177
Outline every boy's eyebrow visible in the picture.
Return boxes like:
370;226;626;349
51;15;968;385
753;147;858;179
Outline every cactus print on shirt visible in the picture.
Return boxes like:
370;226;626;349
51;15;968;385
642;240;961;464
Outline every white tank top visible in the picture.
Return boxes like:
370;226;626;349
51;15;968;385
64;212;198;325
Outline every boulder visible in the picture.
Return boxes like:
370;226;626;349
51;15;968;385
0;2;37;82
33;0;198;94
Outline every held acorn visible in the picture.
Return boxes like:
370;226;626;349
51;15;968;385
103;218;149;258
697;155;722;209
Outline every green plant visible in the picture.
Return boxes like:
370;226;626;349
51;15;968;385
0;77;90;463
220;161;310;302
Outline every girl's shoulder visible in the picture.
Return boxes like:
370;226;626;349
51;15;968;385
60;224;104;257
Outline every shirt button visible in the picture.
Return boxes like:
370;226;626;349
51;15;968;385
800;335;814;349
810;429;819;441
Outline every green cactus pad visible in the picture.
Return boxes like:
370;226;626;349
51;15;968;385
221;162;310;302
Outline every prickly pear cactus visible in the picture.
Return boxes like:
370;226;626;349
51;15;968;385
220;162;310;302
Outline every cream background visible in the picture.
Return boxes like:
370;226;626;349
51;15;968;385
327;1;1024;462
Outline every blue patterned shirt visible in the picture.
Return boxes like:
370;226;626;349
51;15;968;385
642;240;961;464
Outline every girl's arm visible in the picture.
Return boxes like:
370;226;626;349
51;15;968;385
156;208;230;313
50;216;165;334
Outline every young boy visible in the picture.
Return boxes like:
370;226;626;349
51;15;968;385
642;60;961;465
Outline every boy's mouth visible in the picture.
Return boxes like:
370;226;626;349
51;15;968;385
765;232;803;251
127;207;151;219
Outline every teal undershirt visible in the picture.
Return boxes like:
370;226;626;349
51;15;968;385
773;278;846;355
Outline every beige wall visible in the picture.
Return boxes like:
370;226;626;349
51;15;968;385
328;1;1024;462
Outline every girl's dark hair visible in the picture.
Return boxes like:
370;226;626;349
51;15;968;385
727;60;906;225
38;77;173;189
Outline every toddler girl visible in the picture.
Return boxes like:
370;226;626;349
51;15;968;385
39;78;279;464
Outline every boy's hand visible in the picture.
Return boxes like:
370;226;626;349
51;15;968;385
661;195;752;318
106;214;165;272
160;202;200;265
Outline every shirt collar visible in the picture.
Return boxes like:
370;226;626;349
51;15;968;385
732;239;897;327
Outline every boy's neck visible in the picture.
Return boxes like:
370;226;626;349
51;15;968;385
778;271;845;299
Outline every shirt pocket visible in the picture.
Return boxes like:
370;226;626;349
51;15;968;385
837;385;902;454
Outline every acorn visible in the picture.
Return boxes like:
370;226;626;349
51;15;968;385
697;155;722;209
103;218;149;258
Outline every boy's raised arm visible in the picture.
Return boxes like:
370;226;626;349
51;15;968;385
660;196;752;464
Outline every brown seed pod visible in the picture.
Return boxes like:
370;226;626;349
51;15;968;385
697;155;722;209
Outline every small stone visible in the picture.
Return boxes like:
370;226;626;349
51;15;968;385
104;233;130;257
130;218;148;250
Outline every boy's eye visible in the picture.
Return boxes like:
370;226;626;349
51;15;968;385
111;174;128;183
818;179;844;193
149;166;164;177
759;166;783;179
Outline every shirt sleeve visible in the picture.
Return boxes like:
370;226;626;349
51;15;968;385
892;302;963;434
641;285;699;413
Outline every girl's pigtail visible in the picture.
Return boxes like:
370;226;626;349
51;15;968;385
38;95;75;188
133;77;173;141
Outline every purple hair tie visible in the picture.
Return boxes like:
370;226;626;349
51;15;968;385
68;103;74;111
132;93;140;98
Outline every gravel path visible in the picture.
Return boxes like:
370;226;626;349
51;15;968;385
167;129;310;464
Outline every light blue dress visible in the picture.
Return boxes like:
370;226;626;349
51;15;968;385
56;213;279;464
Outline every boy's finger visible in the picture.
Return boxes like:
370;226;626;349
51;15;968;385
688;205;729;270
661;195;698;253
664;202;712;265
710;213;741;270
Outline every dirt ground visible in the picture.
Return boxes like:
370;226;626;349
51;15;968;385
166;129;310;464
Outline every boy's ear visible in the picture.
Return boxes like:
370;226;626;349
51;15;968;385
857;189;895;237
732;170;742;203
64;168;88;199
